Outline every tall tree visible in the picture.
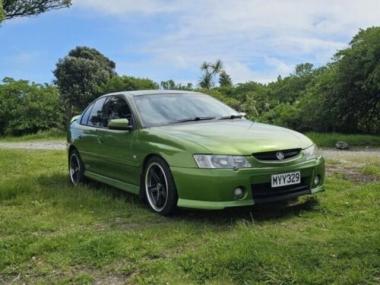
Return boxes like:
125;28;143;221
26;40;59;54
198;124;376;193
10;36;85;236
199;59;224;89
295;63;314;77
68;46;115;73
330;27;380;133
212;59;223;75
53;46;116;122
199;70;213;89
160;80;176;90
0;0;4;21
1;0;71;21
219;70;233;87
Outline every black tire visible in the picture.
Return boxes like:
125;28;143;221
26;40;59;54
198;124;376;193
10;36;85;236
143;156;178;215
68;149;86;186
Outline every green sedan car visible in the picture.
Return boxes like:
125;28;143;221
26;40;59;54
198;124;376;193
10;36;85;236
68;90;325;215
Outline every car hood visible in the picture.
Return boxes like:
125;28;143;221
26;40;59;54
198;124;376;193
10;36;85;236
150;119;313;155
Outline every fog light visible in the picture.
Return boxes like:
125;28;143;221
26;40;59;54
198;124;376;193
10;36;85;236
233;187;244;199
314;175;320;186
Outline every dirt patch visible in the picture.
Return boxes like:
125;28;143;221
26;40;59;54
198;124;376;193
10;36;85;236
94;275;129;285
326;164;379;183
321;148;380;183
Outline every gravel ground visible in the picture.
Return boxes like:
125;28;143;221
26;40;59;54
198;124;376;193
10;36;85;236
321;147;380;160
0;140;66;150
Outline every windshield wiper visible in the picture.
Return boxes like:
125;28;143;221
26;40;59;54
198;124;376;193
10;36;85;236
174;116;216;123
218;114;244;120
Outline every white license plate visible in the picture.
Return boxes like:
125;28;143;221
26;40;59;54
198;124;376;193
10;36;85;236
271;171;301;188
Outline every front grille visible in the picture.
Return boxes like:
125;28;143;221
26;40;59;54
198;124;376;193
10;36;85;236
253;148;301;161
251;178;310;203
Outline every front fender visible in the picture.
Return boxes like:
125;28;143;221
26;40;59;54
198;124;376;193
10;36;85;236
135;129;206;168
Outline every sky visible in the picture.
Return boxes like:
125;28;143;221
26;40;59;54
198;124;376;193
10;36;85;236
1;0;380;85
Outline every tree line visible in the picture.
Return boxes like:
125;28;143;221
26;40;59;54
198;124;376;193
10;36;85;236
1;27;379;136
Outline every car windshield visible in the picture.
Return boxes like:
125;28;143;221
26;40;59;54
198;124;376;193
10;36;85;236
134;93;239;127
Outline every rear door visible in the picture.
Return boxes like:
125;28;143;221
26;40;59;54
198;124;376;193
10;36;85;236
76;97;107;174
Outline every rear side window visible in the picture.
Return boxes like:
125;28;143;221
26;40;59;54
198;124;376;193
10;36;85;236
80;104;94;125
88;97;106;127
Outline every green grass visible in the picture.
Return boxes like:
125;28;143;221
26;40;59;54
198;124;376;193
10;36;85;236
361;163;380;177
0;149;380;284
306;132;380;148
0;129;65;142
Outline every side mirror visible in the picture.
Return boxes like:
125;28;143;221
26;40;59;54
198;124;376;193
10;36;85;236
108;118;131;130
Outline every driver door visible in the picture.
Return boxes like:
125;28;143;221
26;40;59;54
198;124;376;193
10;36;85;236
95;95;138;186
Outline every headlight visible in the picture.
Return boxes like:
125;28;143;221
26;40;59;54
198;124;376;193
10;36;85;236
193;155;251;169
303;144;320;160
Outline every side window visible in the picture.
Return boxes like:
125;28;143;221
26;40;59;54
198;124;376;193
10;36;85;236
88;97;106;127
102;96;133;127
80;104;94;125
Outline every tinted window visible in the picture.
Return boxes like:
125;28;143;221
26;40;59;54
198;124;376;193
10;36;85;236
88;97;106;127
80;104;94;125
102;96;132;127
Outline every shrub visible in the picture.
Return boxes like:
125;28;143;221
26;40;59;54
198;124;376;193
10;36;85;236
0;77;63;136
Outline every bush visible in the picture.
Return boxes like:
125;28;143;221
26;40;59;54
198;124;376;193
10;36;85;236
0;77;64;136
98;75;158;94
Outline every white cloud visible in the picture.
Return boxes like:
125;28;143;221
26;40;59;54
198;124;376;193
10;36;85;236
224;61;271;84
74;0;181;15
76;0;380;83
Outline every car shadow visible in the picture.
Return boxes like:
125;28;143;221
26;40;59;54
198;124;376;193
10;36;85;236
37;173;321;224
36;172;144;207
174;197;320;224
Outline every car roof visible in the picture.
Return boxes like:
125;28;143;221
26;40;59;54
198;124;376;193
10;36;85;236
100;89;200;98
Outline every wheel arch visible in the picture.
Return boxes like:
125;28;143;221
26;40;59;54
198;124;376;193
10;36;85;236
140;152;178;214
67;144;85;170
139;153;173;197
68;144;78;155
140;153;169;181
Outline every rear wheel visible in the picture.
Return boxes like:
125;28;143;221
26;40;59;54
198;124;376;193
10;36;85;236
143;157;178;215
69;149;86;185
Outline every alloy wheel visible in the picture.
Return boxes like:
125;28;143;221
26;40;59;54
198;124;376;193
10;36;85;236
145;162;169;212
69;152;81;185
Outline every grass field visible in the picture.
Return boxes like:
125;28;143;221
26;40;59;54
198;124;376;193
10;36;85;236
0;129;65;142
0;149;379;284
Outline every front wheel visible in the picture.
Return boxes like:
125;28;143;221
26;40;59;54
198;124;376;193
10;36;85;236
69;149;86;185
143;157;178;215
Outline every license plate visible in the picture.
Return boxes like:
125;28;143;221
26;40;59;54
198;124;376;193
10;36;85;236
271;171;301;188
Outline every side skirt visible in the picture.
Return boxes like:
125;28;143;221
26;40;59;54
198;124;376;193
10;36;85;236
84;171;140;195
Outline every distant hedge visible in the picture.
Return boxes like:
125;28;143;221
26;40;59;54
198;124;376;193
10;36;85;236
0;77;63;136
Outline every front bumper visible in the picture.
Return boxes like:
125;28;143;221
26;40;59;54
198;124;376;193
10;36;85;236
171;156;325;210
